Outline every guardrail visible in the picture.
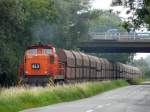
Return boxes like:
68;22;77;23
89;32;150;40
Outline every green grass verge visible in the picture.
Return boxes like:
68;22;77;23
0;80;129;112
128;77;147;85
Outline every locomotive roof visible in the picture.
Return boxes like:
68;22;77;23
26;44;52;50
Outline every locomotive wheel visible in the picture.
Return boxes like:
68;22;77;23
55;80;64;85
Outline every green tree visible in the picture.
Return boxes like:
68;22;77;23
0;0;25;86
52;0;91;49
112;0;150;29
130;58;150;77
89;10;125;33
22;0;57;44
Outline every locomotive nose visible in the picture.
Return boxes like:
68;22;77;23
25;55;49;76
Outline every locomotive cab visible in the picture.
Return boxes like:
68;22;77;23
19;44;59;85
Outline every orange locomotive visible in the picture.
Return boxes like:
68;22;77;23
18;44;65;85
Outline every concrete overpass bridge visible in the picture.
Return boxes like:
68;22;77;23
78;33;150;53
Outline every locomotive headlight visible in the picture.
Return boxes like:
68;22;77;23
44;71;48;74
25;71;29;74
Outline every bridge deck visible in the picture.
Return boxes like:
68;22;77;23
78;39;150;53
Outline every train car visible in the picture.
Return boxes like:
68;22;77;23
57;49;76;83
79;52;90;81
72;51;83;81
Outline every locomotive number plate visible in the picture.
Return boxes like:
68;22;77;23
32;63;40;69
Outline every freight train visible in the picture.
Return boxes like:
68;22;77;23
18;43;142;85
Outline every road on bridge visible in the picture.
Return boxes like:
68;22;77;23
23;84;150;112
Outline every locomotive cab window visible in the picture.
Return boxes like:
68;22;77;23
26;48;52;55
43;49;52;54
26;49;37;55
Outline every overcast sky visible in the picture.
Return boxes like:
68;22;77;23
91;0;131;18
91;0;150;60
91;0;112;9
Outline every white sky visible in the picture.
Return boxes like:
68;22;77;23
91;0;150;60
91;0;130;18
134;53;149;60
91;0;112;10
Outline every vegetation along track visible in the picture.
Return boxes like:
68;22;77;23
0;80;130;112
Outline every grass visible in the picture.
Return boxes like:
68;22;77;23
0;80;129;112
128;77;147;85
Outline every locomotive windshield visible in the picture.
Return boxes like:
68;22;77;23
43;49;52;54
26;48;52;55
27;49;37;54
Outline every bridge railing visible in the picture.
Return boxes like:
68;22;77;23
89;32;150;40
